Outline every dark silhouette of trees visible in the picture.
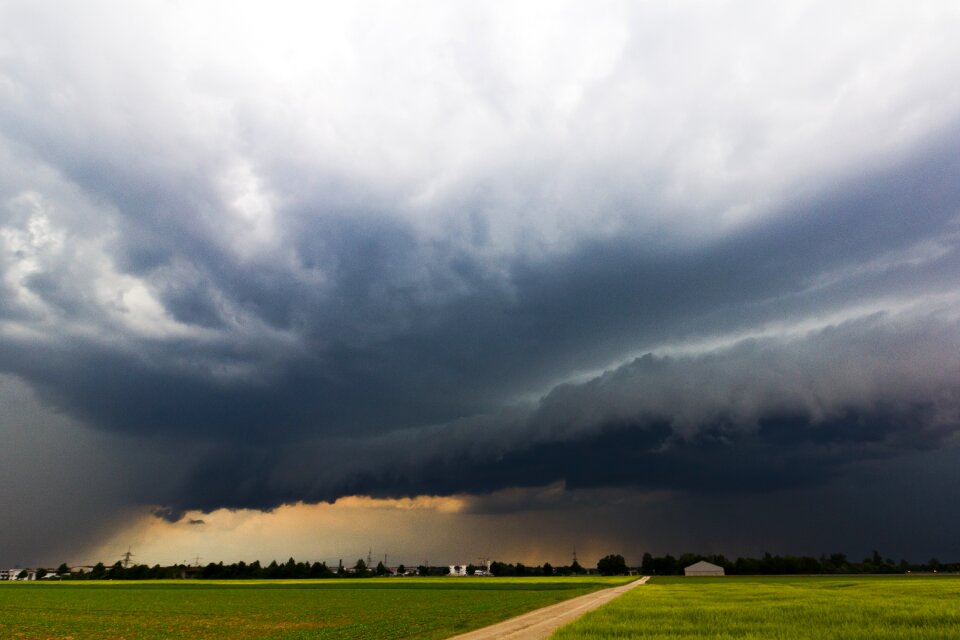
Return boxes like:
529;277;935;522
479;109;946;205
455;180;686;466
353;559;369;576
45;550;959;581
597;554;628;575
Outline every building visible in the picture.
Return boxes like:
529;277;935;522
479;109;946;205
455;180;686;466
390;566;419;576
684;560;725;576
448;564;468;576
0;568;35;580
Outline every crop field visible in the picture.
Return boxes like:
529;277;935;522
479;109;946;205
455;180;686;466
552;575;960;639
0;576;628;640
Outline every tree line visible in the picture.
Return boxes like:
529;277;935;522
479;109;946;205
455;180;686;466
54;557;611;580
59;558;409;580
640;551;959;575
47;551;958;580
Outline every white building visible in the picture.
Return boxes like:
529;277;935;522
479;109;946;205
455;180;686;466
0;568;35;580
448;560;492;576
684;560;725;576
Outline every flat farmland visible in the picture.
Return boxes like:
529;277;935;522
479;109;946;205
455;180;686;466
0;576;628;640
551;575;960;639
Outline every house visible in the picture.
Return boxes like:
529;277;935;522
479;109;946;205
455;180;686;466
390;566;419;576
684;560;725;576
0;568;35;580
448;564;468;576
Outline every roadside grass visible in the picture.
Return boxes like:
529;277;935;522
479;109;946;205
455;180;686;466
551;575;960;639
0;576;629;640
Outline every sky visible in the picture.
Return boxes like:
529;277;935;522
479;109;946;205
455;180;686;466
1;0;960;569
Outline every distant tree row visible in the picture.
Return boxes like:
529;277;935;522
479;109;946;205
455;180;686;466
62;558;400;580
51;551;959;580
640;551;960;575
488;560;588;576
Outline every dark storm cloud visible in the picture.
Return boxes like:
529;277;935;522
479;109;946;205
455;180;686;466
154;313;959;515
3;127;960;447
3;0;960;563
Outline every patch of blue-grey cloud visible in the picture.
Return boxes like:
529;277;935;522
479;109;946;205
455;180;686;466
5;133;958;441
2;0;960;560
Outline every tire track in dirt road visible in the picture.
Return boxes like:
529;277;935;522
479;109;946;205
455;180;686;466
447;576;649;640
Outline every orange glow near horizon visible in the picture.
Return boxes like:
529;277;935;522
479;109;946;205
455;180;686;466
81;486;663;569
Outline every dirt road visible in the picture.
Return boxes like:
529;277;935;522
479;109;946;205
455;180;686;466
447;576;649;640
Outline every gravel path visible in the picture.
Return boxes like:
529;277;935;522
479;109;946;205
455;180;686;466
447;576;649;640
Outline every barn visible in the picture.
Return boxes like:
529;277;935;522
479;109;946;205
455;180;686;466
684;560;725;576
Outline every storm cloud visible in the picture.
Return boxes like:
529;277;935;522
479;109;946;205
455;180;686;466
2;1;960;564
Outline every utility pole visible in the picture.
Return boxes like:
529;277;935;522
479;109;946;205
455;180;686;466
121;548;135;568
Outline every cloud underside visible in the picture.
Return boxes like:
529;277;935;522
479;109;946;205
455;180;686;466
1;1;960;556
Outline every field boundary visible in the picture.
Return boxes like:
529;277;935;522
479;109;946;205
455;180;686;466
447;576;649;640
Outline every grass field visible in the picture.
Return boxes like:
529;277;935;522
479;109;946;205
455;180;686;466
551;575;960;639
0;576;628;640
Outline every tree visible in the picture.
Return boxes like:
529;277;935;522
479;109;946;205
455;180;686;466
542;562;554;576
597;554;628;576
397;564;406;575
90;562;106;579
353;559;368;576
376;561;388;576
265;560;280;578
641;553;654;575
56;563;70;576
570;559;585;575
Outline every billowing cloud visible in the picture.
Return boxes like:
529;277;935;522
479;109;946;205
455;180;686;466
2;1;960;564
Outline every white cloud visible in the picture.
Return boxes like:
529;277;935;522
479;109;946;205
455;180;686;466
3;1;959;253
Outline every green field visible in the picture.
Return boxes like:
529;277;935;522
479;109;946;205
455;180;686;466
551;575;960;639
0;577;627;640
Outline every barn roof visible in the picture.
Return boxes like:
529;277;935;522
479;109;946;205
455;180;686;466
685;560;722;571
